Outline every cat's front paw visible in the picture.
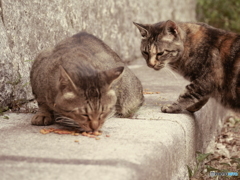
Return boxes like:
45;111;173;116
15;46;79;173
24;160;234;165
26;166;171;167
31;112;54;126
161;103;182;113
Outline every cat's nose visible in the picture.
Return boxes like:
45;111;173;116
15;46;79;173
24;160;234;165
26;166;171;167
90;120;99;131
147;58;157;68
147;63;154;68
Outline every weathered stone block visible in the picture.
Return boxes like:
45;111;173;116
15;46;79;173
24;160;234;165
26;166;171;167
0;0;195;108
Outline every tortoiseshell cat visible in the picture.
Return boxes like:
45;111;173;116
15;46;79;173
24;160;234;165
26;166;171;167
30;32;144;132
134;20;240;113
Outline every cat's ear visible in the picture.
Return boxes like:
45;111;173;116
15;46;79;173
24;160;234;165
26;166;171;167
103;66;124;86
58;65;77;93
164;20;179;38
133;22;149;39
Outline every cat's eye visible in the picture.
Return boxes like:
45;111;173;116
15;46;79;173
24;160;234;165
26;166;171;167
81;114;90;121
157;52;164;56
142;51;149;56
82;114;89;117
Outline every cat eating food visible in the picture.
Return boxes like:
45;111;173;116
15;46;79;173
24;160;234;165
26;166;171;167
30;32;144;132
134;20;240;113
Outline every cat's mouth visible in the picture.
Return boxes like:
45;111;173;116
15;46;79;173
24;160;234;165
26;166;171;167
153;64;163;71
54;112;102;132
147;63;163;70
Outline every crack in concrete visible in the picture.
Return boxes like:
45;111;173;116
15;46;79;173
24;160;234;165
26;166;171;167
0;0;4;26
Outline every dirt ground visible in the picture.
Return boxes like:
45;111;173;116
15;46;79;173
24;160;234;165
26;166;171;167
191;115;240;180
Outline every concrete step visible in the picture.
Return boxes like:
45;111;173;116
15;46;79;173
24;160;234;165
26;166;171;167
0;59;228;180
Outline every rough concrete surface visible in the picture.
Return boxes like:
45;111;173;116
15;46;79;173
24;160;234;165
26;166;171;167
0;60;229;180
0;0;196;109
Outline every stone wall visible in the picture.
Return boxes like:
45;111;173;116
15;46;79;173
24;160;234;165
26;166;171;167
0;0;196;109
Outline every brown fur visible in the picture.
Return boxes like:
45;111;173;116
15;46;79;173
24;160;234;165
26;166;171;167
134;20;240;113
30;32;144;131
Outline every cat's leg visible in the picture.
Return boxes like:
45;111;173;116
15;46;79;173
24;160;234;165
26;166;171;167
161;79;212;113
161;97;209;113
119;93;144;118
119;103;142;118
186;97;209;112
114;72;144;117
114;93;144;118
31;103;54;125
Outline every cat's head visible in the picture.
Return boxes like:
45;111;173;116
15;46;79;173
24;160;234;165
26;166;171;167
133;20;184;70
53;65;124;132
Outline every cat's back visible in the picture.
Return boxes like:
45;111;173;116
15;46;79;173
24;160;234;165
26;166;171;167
55;32;109;53
54;32;123;70
31;32;124;86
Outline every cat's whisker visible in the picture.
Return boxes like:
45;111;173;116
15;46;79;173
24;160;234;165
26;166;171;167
164;66;179;81
54;112;80;128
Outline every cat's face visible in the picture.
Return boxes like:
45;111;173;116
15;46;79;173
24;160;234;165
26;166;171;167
53;66;124;132
134;20;184;70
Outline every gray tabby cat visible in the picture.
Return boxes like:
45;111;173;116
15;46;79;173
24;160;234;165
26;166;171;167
30;32;144;132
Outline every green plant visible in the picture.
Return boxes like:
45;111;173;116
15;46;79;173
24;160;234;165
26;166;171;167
24;60;34;62
230;157;240;170
4;68;32;111
187;152;212;178
3;116;9;119
6;72;22;86
188;151;240;179
0;106;9;116
196;0;240;33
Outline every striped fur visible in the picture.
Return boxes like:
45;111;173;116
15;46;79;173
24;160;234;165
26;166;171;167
30;32;144;131
134;20;240;113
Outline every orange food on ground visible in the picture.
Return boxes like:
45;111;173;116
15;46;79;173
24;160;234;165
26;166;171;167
40;128;104;140
40;128;76;135
40;129;50;134
143;91;160;94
